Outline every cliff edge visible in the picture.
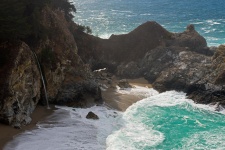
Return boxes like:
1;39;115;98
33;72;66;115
1;4;225;128
75;21;224;108
0;6;102;128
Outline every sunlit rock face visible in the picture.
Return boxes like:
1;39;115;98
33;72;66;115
1;8;225;128
76;21;225;106
0;42;41;128
0;7;102;127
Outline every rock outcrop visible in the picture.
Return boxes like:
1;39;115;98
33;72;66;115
187;45;225;105
38;7;102;105
0;42;41;128
76;21;225;107
1;6;225;127
117;79;132;89
0;7;102;127
86;111;99;120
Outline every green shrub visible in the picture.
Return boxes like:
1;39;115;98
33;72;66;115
77;24;92;34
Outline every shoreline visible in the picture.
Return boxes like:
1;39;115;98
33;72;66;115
102;77;152;111
0;105;55;150
0;78;151;149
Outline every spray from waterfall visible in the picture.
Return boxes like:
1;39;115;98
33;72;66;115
31;50;50;109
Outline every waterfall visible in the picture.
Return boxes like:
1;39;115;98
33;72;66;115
31;50;50;109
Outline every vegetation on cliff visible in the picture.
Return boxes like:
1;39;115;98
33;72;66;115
0;0;76;43
0;0;99;128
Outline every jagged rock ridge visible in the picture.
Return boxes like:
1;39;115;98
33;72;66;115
76;21;225;108
1;7;225;128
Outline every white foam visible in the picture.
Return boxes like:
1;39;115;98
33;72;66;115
94;33;111;39
106;90;225;150
106;122;164;150
4;106;122;150
182;127;225;150
5;89;225;150
116;85;159;98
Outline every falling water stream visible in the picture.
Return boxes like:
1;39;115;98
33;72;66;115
31;50;50;109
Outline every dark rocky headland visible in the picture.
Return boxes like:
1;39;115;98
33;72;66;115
1;0;225;128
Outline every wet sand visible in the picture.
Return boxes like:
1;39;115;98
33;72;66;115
0;105;55;150
102;77;152;111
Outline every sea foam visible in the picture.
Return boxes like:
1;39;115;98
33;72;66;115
106;90;225;150
4;106;122;150
4;88;225;150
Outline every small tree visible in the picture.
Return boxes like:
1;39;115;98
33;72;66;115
86;26;92;34
51;0;76;21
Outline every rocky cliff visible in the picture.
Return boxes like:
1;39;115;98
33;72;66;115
0;7;101;128
1;7;225;128
0;42;41;128
75;21;225;108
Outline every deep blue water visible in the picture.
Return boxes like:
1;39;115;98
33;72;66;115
4;1;225;150
71;1;225;149
72;0;225;46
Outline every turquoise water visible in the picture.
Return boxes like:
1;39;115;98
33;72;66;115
71;1;225;149
5;88;225;150
5;1;225;149
106;91;225;150
72;0;225;46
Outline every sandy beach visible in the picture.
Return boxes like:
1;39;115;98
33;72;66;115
0;78;151;149
102;78;152;111
0;105;55;150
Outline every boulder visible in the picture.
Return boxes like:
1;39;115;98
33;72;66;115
86;111;99;120
118;79;132;89
117;61;142;78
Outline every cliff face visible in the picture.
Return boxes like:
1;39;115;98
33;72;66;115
187;45;225;105
1;5;225;128
75;21;225;107
0;42;41;127
0;7;101;128
38;7;101;105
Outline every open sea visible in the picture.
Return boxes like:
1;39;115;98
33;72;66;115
73;0;225;46
4;0;225;150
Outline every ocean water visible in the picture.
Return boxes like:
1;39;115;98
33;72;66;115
4;87;225;150
106;91;225;150
4;105;123;150
72;0;225;46
4;1;225;149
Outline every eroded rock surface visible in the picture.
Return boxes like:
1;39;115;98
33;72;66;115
0;7;102;127
1;11;225;127
0;42;41;128
76;21;225;107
